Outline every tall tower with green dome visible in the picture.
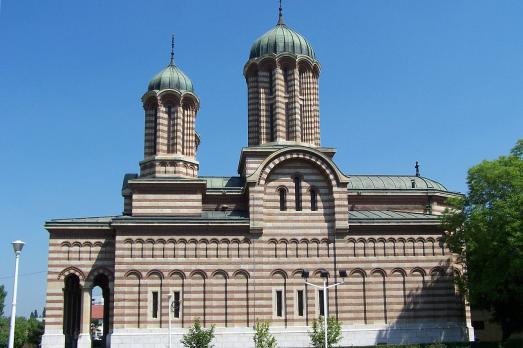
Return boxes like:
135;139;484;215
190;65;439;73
244;4;321;147
139;36;200;178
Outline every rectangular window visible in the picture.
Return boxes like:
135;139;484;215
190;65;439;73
279;189;287;211
318;290;325;317
269;104;274;142
294;177;302;211
283;68;290;94
276;290;283;317
311;189;318;211
152;291;159;319
173;291;181;319
297;290;304;317
268;70;274;95
167;106;172;152
153;108;158;154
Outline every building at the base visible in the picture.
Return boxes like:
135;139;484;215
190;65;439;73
42;8;474;348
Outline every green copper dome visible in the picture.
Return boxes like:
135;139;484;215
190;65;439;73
147;63;194;93
249;23;316;60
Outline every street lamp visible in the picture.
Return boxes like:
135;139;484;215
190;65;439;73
302;268;347;348
8;240;25;348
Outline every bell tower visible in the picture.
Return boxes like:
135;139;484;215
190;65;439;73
140;36;200;177
244;4;321;147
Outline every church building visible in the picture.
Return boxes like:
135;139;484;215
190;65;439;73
42;6;474;348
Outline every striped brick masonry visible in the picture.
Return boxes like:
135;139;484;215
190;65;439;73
41;13;474;348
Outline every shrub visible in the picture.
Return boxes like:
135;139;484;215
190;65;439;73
181;318;215;348
308;316;342;348
253;320;278;348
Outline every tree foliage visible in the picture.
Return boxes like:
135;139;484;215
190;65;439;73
181;318;215;348
0;285;43;348
442;139;523;340
308;316;342;348
0;286;6;317
253;320;278;348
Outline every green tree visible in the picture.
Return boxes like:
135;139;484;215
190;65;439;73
308;316;342;348
181;318;215;348
253;320;277;348
0;317;9;347
13;317;28;348
442;139;523;340
0;285;6;317
26;315;44;346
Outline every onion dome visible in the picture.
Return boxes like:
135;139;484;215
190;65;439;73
147;64;194;92
249;8;315;60
147;36;194;93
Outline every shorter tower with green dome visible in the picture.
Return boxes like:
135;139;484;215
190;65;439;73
140;36;200;178
244;5;321;147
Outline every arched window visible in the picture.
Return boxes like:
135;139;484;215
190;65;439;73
310;189;318;211
294;177;302;211
283;67;289;94
268;69;274;95
167;105;173;152
279;188;287;211
153;107;158;154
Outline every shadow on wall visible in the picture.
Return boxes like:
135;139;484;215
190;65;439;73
372;260;468;345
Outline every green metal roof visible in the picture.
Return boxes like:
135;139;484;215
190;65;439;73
348;175;448;191
249;23;315;60
348;210;439;221
148;63;194;93
201;176;245;190
45;210;439;229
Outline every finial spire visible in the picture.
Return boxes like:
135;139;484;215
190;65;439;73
278;0;285;25
415;161;420;177
170;34;175;65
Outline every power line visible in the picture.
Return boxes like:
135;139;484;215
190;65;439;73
0;271;47;280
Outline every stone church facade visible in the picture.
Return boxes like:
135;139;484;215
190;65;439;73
42;9;474;348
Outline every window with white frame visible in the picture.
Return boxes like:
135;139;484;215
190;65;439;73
316;289;325;317
295;289;305;318
273;288;285;319
170;289;182;319
149;290;160;320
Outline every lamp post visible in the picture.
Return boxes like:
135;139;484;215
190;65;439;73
302;269;347;348
168;294;173;348
8;240;25;348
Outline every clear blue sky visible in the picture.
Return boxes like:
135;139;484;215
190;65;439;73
0;0;521;317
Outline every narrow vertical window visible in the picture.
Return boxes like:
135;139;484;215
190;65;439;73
152;291;159;319
297;290;304;317
268;69;274;95
167;106;172;152
279;188;287;211
153;108;158;154
294;177;302;211
269;104;274;142
276;290;283;317
318;290;325;317
173;291;181;319
283;67;289;94
311;189;318;211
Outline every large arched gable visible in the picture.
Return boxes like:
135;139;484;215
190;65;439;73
247;146;348;187
246;146;349;235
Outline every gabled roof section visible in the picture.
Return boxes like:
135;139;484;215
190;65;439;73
348;175;448;191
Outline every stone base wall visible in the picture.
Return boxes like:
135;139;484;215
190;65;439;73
40;329;65;347
105;323;471;348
